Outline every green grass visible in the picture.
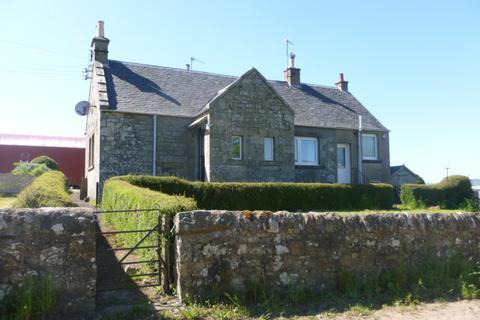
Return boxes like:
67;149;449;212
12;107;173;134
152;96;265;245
335;204;466;214
0;195;16;208
156;251;480;320
0;275;57;319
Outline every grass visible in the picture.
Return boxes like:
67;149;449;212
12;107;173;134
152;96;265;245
0;275;57;320
152;251;480;320
0;195;16;208
335;204;472;214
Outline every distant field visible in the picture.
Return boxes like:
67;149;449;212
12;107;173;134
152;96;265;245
0;196;16;208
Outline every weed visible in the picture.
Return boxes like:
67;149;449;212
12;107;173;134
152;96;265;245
347;304;374;316
0;275;57;320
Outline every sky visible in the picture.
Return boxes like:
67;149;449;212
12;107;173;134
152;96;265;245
0;0;478;183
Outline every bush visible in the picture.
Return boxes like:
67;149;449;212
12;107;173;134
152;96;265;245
11;162;50;177
101;178;197;261
121;175;394;211
30;155;60;171
401;175;472;209
15;171;75;208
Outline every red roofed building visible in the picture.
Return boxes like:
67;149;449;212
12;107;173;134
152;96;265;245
0;133;85;186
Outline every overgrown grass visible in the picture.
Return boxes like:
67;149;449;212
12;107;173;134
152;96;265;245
101;178;197;262
0;276;56;320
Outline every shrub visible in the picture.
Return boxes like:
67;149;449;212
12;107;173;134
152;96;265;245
101;178;197;260
121;175;394;211
11;161;50;177
30;155;60;171
15;171;75;208
401;175;472;209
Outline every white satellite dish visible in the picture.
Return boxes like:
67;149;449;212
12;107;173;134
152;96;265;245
75;101;90;116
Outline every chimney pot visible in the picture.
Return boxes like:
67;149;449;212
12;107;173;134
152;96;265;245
186;64;191;71
335;73;349;92
96;20;105;38
284;52;300;86
91;20;110;64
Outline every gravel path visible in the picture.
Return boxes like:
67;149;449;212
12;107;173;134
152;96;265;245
317;300;480;320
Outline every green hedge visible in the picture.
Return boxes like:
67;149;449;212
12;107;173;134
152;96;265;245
101;178;197;261
401;175;472;209
15;171;74;208
121;175;394;211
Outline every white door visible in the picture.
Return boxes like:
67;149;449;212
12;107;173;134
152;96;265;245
337;144;351;183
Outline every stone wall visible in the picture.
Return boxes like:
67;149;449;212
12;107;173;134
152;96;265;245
294;126;336;183
99;111;154;196
0;173;34;195
208;69;295;182
0;208;96;318
175;210;480;301
155;115;196;180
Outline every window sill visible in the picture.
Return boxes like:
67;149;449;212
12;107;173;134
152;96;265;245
362;159;382;164
295;164;320;168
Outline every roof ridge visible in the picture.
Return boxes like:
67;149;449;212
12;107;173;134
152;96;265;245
109;59;238;79
109;59;342;90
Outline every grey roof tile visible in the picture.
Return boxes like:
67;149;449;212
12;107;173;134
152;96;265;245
105;60;388;131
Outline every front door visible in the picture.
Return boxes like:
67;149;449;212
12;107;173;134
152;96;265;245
337;144;351;183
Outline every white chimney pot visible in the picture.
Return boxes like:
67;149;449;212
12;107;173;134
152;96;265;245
96;20;105;38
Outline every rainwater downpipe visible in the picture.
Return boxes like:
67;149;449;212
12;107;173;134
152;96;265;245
358;115;363;184
153;114;157;176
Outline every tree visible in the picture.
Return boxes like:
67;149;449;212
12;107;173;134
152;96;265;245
30;156;60;171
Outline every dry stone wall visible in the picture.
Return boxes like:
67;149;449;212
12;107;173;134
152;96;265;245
0;208;96;318
175;210;480;301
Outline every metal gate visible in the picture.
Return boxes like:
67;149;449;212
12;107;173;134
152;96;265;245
95;209;175;294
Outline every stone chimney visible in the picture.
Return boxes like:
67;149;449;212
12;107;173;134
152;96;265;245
284;52;300;86
335;73;349;92
91;20;110;64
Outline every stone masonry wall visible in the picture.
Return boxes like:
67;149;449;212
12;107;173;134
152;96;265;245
294;126;336;183
208;69;295;182
175;210;480;301
0;208;96;318
100;111;154;196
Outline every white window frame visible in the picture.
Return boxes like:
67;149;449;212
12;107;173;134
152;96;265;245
294;136;318;166
264;137;274;161
361;133;378;160
231;136;242;160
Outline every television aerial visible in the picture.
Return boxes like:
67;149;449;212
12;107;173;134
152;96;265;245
74;101;90;116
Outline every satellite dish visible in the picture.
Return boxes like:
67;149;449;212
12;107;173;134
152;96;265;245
75;101;90;116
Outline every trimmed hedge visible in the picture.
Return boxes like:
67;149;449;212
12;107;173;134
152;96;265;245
101;178;197;261
121;175;394;211
15;171;74;208
401;175;472;209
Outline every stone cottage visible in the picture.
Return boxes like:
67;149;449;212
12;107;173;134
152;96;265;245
84;21;391;200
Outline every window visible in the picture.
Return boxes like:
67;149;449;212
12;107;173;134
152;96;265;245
264;137;274;161
294;137;318;165
231;136;242;160
362;133;378;160
337;146;346;168
88;134;95;169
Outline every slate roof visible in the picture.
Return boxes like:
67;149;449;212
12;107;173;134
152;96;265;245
105;60;388;131
390;165;417;176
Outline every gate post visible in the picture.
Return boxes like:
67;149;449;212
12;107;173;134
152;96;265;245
160;213;174;294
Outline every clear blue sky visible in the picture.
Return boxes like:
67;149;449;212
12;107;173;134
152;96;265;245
0;0;478;182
